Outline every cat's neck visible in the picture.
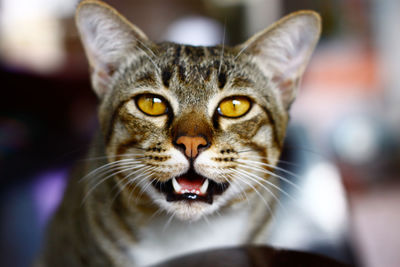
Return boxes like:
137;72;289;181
126;202;255;266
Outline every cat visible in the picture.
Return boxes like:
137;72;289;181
37;0;321;266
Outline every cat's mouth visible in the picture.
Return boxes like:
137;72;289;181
152;169;229;204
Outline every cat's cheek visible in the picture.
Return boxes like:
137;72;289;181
194;151;229;183
158;148;190;178
250;125;276;155
250;125;282;166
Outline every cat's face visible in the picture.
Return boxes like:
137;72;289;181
100;43;288;220
76;1;321;221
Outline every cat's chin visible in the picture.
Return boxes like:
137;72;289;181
160;200;220;221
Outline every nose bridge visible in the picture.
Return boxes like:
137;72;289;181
172;112;212;158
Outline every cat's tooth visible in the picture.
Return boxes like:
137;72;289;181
200;179;209;194
172;177;182;193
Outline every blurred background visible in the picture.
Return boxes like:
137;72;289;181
0;0;399;266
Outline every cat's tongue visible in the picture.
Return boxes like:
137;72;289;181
173;176;209;196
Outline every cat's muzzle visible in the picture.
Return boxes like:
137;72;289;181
152;168;229;204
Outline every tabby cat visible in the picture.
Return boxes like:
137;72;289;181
37;0;321;266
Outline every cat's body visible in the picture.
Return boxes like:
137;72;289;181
38;1;321;266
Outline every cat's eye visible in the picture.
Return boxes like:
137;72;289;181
136;94;168;116
217;96;251;118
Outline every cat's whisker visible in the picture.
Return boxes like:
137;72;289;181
135;45;161;74
136;38;157;59
83;165;145;200
129;166;161;203
108;167;152;205
112;172;151;207
236;150;295;165
148;207;165;223
215;168;251;204
81;153;146;162
236;161;301;192
214;209;223;219
231;168;285;212
238;163;301;195
222;171;249;204
106;143;147;151
111;165;156;207
236;149;292;163
201;213;212;228
236;167;295;205
238;159;302;180
229;170;272;207
136;180;152;201
80;159;142;182
89;162;145;185
110;175;133;203
136;172;159;201
234;41;252;61
81;164;145;205
125;166;156;192
234;168;292;218
136;167;161;194
83;158;139;175
201;213;221;235
240;155;300;168
162;211;176;233
231;171;276;222
284;145;327;159
236;149;254;154
85;161;145;184
229;177;250;205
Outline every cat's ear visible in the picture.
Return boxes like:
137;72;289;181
238;11;321;109
76;0;150;98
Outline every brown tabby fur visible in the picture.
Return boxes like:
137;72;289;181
37;1;321;266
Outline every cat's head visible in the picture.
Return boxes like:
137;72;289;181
76;0;321;221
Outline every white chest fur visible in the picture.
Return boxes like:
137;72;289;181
129;206;251;266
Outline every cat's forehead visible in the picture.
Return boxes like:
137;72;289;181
113;42;266;112
156;43;237;101
154;43;260;103
156;42;236;74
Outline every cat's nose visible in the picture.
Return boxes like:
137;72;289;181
175;136;209;158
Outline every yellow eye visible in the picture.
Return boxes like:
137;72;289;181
218;96;251;118
136;94;168;116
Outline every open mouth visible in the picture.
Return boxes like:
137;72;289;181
152;169;229;204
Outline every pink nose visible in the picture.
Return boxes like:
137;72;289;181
176;136;207;158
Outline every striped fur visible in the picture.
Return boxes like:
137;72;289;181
37;1;321;266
